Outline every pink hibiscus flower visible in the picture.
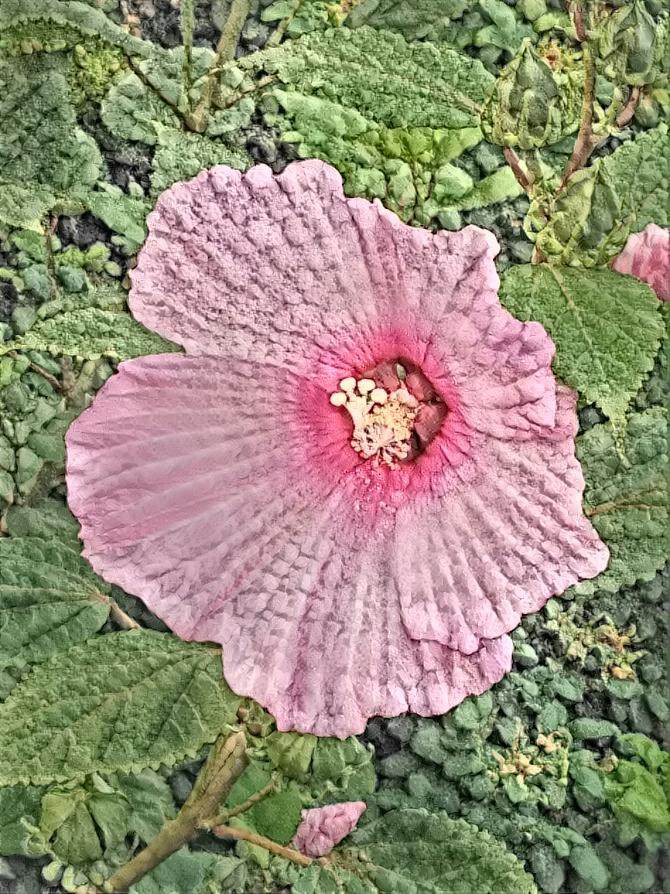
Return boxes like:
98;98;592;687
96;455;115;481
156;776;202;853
611;223;670;301
293;801;366;858
65;160;608;738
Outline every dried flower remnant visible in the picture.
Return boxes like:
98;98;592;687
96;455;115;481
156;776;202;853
66;160;608;738
612;224;670;302
293;801;366;858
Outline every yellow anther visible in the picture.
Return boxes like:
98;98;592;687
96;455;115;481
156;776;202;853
339;377;356;393
370;388;388;404
357;378;376;395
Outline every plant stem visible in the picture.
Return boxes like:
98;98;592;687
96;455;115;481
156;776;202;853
198;779;276;830
266;0;302;47
8;352;63;393
503;147;532;194
180;0;195;110
615;86;641;128
102;732;248;893
211;824;313;866
185;0;251;132
94;592;142;630
557;39;597;192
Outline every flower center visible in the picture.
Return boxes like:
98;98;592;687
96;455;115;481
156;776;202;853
329;361;447;468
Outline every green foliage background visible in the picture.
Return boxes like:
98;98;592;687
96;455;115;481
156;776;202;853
0;1;667;892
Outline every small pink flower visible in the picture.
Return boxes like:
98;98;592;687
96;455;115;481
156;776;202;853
293;801;366;858
612;223;670;301
66;161;608;738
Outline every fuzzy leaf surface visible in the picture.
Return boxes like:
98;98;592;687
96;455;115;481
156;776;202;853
574;408;668;595
528;124;670;266
0;54;102;227
0;537;110;670
0;630;242;785
0;0;153;55
272;809;538;892
499;264;663;421
246;27;500;222
1;307;180;361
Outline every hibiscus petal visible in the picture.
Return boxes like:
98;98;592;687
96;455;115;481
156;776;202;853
293;802;366;857
612;223;670;302
132;161;560;442
394;385;609;651
66;354;512;737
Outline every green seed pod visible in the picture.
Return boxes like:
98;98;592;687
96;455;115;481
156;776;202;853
482;40;582;149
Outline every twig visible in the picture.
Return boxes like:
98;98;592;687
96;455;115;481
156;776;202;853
211;824;313;866
615;86;641;128
221;73;274;108
266;0;302;47
198;779;276;830
557;40;597;192
180;0;195;109
8;351;63;393
503;147;532;194
102;732;248;893
95;592;142;630
186;0;251;132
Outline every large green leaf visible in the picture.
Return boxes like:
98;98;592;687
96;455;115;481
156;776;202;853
247;26;493;130
0;630;242;785
239;26;511;223
0;54;102;229
499;264;663;421
272;809;538;893
0;0;154;55
0;537;110;670
129;847;248;894
574;409;668;595
527;124;670;266
1;307;180;361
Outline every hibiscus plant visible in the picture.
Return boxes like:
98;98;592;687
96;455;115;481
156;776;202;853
0;1;667;893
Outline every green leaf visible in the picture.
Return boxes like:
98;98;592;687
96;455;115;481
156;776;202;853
596;0;658;87
151;126;251;197
0;784;43;856
0;183;56;231
0;54;102;227
251;26;493;131
574;408;668;595
0;0;154;56
273;809;538;893
602;759;670;834
499;264;663;421
0;536;110;670
0;630;242;785
129;847;248;894
248;26;496;223
347;0;469;42
1;307;181;361
71;185;150;253
482;40;581;149
4;498;80;543
527;124;670;266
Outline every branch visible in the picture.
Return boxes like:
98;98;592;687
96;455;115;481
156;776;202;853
266;0;302;47
186;0;251;132
557;41;597;192
94;592;141;630
503;147;532;194
102;732;248;893
8;351;63;393
615;86;641;128
211;823;313;867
